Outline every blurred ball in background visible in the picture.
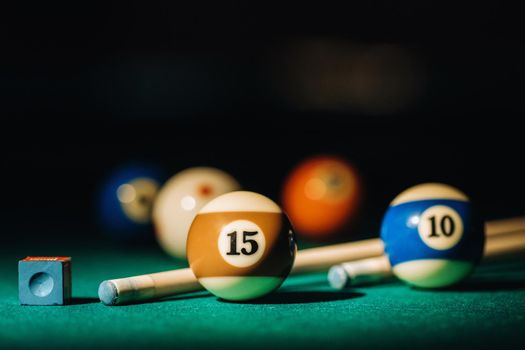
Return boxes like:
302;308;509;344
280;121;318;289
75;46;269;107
282;156;361;240
275;40;426;114
153;167;241;260
97;163;165;240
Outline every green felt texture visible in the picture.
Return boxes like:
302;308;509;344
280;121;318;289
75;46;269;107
1;241;525;349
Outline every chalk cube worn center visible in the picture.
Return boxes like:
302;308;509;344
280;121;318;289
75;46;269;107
19;256;72;305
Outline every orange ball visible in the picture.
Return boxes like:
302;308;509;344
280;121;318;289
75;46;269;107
282;156;361;239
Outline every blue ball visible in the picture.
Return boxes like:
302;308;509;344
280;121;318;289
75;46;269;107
381;183;484;288
97;164;165;239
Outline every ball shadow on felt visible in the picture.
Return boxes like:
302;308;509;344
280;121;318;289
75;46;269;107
218;290;365;305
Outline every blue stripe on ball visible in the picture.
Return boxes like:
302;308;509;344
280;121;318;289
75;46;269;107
381;199;484;266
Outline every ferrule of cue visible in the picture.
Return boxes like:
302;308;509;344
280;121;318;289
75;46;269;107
98;216;525;306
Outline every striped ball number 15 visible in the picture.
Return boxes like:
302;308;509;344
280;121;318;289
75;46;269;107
417;205;464;250
218;220;266;267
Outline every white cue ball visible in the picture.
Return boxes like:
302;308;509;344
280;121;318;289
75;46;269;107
153;167;241;259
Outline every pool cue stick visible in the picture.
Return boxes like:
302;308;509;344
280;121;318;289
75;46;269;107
99;215;525;305
291;238;384;274
482;230;525;259
98;268;200;305
328;229;525;289
484;216;525;236
98;237;384;305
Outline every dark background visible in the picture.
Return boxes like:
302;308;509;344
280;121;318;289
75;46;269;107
2;3;524;244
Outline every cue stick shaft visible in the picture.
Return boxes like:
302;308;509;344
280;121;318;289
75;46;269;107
291;238;383;274
483;230;525;259
329;230;525;288
99;215;525;305
484;216;525;236
98;268;201;305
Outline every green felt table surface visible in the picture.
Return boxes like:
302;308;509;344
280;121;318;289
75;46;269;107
1;239;525;350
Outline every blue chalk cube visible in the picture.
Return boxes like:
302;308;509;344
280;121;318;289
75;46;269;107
19;257;72;306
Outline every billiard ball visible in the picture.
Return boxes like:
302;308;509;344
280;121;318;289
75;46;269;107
153;167;240;259
98;164;164;239
187;191;296;301
282;156;361;240
381;183;485;288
